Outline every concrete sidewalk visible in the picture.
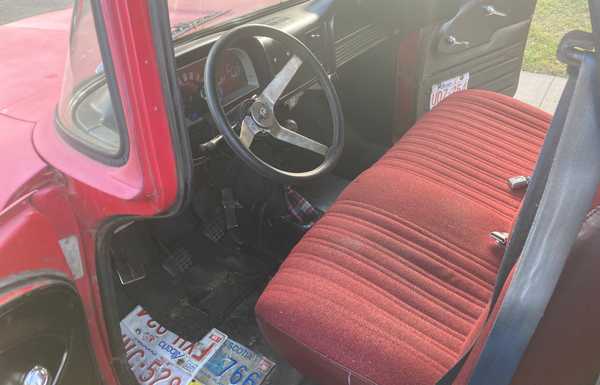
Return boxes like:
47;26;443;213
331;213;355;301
514;71;567;114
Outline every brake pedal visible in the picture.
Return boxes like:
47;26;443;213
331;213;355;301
202;210;226;243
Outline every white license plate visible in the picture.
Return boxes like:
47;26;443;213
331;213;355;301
430;73;470;110
193;339;275;385
120;306;227;385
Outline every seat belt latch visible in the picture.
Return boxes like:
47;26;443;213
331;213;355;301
507;176;531;191
490;231;509;247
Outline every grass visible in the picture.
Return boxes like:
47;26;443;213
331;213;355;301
523;0;591;76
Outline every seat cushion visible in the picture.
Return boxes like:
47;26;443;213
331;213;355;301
256;90;552;385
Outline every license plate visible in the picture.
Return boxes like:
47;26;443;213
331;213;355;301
193;339;275;385
430;72;470;110
120;306;228;385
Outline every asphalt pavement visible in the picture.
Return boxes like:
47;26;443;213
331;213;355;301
0;0;71;25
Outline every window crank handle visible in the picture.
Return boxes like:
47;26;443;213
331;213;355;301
483;5;507;17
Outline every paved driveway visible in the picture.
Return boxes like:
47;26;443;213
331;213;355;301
0;0;71;25
515;72;567;114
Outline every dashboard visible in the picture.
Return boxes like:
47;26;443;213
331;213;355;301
173;0;394;157
177;48;259;124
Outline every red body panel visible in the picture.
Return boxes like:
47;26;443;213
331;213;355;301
0;2;185;384
0;183;116;382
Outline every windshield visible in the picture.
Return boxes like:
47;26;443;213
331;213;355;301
168;0;292;39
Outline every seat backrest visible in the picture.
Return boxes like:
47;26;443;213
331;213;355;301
454;207;600;385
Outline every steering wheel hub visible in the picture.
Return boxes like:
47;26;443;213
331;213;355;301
250;101;275;128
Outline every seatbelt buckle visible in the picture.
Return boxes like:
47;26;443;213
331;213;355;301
507;176;531;191
490;231;509;247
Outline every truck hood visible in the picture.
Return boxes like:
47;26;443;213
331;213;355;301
0;9;71;122
0;9;71;210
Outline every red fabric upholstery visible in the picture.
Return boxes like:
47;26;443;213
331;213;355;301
256;90;552;385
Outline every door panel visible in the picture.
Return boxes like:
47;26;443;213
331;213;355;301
415;0;537;117
437;0;536;54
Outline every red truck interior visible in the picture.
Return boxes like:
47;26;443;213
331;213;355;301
94;1;600;385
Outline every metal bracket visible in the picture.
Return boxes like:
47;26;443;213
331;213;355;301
507;176;531;191
490;231;510;247
59;235;84;280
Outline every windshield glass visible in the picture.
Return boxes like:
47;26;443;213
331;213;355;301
168;0;291;39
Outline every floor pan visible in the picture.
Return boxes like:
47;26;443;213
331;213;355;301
113;222;316;385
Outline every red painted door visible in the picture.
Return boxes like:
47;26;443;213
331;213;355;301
21;1;187;383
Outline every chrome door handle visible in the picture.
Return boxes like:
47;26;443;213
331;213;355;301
447;35;470;48
483;5;507;17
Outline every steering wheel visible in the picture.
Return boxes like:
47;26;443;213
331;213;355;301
204;24;344;183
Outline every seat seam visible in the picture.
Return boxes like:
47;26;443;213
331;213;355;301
269;273;461;366
289;250;471;341
444;91;552;126
378;157;519;213
446;93;552;131
404;122;540;167
320;215;495;293
424;108;545;149
400;135;533;179
435;103;548;141
401;127;539;171
333;200;500;274
388;145;525;202
314;220;494;305
304;231;488;314
397;141;522;183
373;162;515;219
422;114;542;160
297;236;482;324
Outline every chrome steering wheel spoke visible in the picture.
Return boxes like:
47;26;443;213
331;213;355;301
239;116;262;149
270;122;329;156
260;55;303;107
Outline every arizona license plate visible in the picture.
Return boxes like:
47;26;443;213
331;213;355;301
121;306;227;385
192;339;275;385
